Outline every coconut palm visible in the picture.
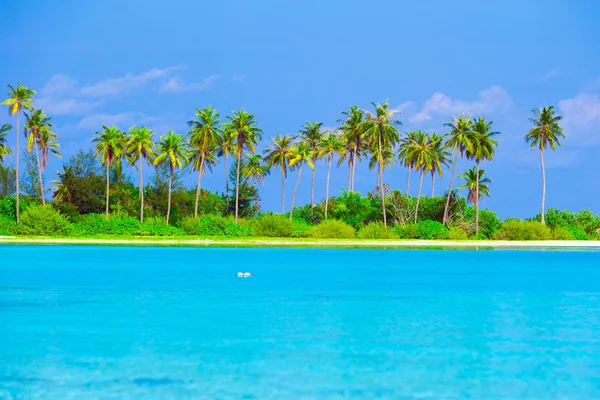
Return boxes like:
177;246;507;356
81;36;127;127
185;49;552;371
525;106;565;224
223;109;262;223
298;121;325;207
264;134;294;214
0;123;11;162
188;106;222;218
338;106;366;192
288;141;314;220
217;128;235;197
153;131;189;224
459;166;491;206
428;132;452;197
442;114;475;225
398;131;419;195
364;101;401;226
125;126;155;221
241;153;269;186
319;131;345;219
406;131;434;223
93;125;125;220
1;84;35;221
468;117;499;235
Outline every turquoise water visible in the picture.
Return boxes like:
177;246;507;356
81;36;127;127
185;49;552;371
1;245;600;399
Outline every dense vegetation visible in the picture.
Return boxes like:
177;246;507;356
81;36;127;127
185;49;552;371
1;83;598;241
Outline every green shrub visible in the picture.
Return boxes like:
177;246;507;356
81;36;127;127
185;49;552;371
0;197;35;219
0;215;17;235
415;220;449;239
551;227;574;240
566;225;588;240
393;223;418;239
448;226;469;240
291;218;312;238
464;207;501;238
493;220;551;240
306;219;355;239
251;213;295;237
137;217;184;236
357;222;395;239
73;213;142;236
179;215;251;237
18;205;72;236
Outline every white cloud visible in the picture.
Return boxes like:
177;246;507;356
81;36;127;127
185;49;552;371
409;85;513;123
232;73;248;82
558;92;600;145
36;97;103;116
41;74;78;96
75;112;161;131
160;75;220;93
536;69;560;83
79;66;184;97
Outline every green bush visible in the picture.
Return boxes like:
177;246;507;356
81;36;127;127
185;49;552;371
73;213;142;236
415;220;449;239
251;213;295;237
551;227;574;240
291;219;312;238
393;223;418;239
566;225;588;240
0;197;35;219
18;205;72;236
448;226;469;240
179;215;251;237
137;217;184;236
493;220;551;240
0;215;17;235
464;207;501;238
357;222;395;239
306;219;355;239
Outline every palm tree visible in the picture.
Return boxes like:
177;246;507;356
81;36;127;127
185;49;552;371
264;134;294;214
0;123;11;162
241;153;269;186
525;106;565;224
319;131;345;219
188;106;222;218
364;101;401;226
125;126;155;222
442;114;475;225
428;132;452;197
299;121;325;207
468;117;499;235
217;129;235;197
459;166;491;208
407;131;434;223
93;125;125;220
1;84;35;222
24;109;58;205
338;106;366;192
398;131;419;195
223;109;262;223
153;131;189;224
288;141;314;220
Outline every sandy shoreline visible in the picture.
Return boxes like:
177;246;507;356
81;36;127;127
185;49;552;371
0;237;599;248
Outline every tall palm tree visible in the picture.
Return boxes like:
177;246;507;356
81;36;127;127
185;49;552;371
319;131;345;219
241;153;269;186
125;126;155;222
442;114;475;225
525;106;565;224
468;117;499;234
217;129;235;197
364;101;401;226
264;134;294;214
153;131;189;224
188;106;222;218
223;109;262;223
338;106;366;192
288;141;314;220
299;121;325;207
1;84;35;221
428;132;452;197
459;166;491;208
407;131;434;223
93;125;125;220
0;123;11;162
398;131;419;195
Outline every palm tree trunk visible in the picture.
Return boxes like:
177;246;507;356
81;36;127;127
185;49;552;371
310;155;316;208
166;166;173;225
475;161;480;236
443;152;459;225
234;150;242;223
414;169;424;223
194;154;205;218
347;161;351;192
540;149;546;224
431;172;435;198
378;132;387;226
34;143;45;206
325;155;332;219
281;167;285;214
224;153;229;197
15;113;20;222
139;157;144;222
290;165;302;220
406;167;411;195
105;162;110;221
352;145;358;192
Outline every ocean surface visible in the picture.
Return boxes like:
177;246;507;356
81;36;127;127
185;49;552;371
1;245;600;399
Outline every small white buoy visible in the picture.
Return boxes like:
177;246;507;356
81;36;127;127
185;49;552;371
243;272;252;278
237;272;244;277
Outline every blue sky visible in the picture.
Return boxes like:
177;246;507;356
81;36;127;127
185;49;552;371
1;0;599;218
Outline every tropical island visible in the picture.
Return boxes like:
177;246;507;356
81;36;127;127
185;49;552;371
1;83;599;245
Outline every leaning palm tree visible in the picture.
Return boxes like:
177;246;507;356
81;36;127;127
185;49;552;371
398;130;419;195
407;131;434;223
338;106;366;192
364;101;401;226
288;141;314;220
264;134;294;214
93;125;125;220
428;132;452;197
1;84;35;221
525;106;565;224
468;117;499;234
0;123;11;162
188;106;222;218
125;126;155;221
299;121;325;207
459;166;491;210
442;114;475;225
223;109;262;223
319;131;345;219
217;128;235;197
241;153;269;186
153;131;189;225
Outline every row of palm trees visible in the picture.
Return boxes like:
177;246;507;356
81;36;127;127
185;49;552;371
1;82;566;229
